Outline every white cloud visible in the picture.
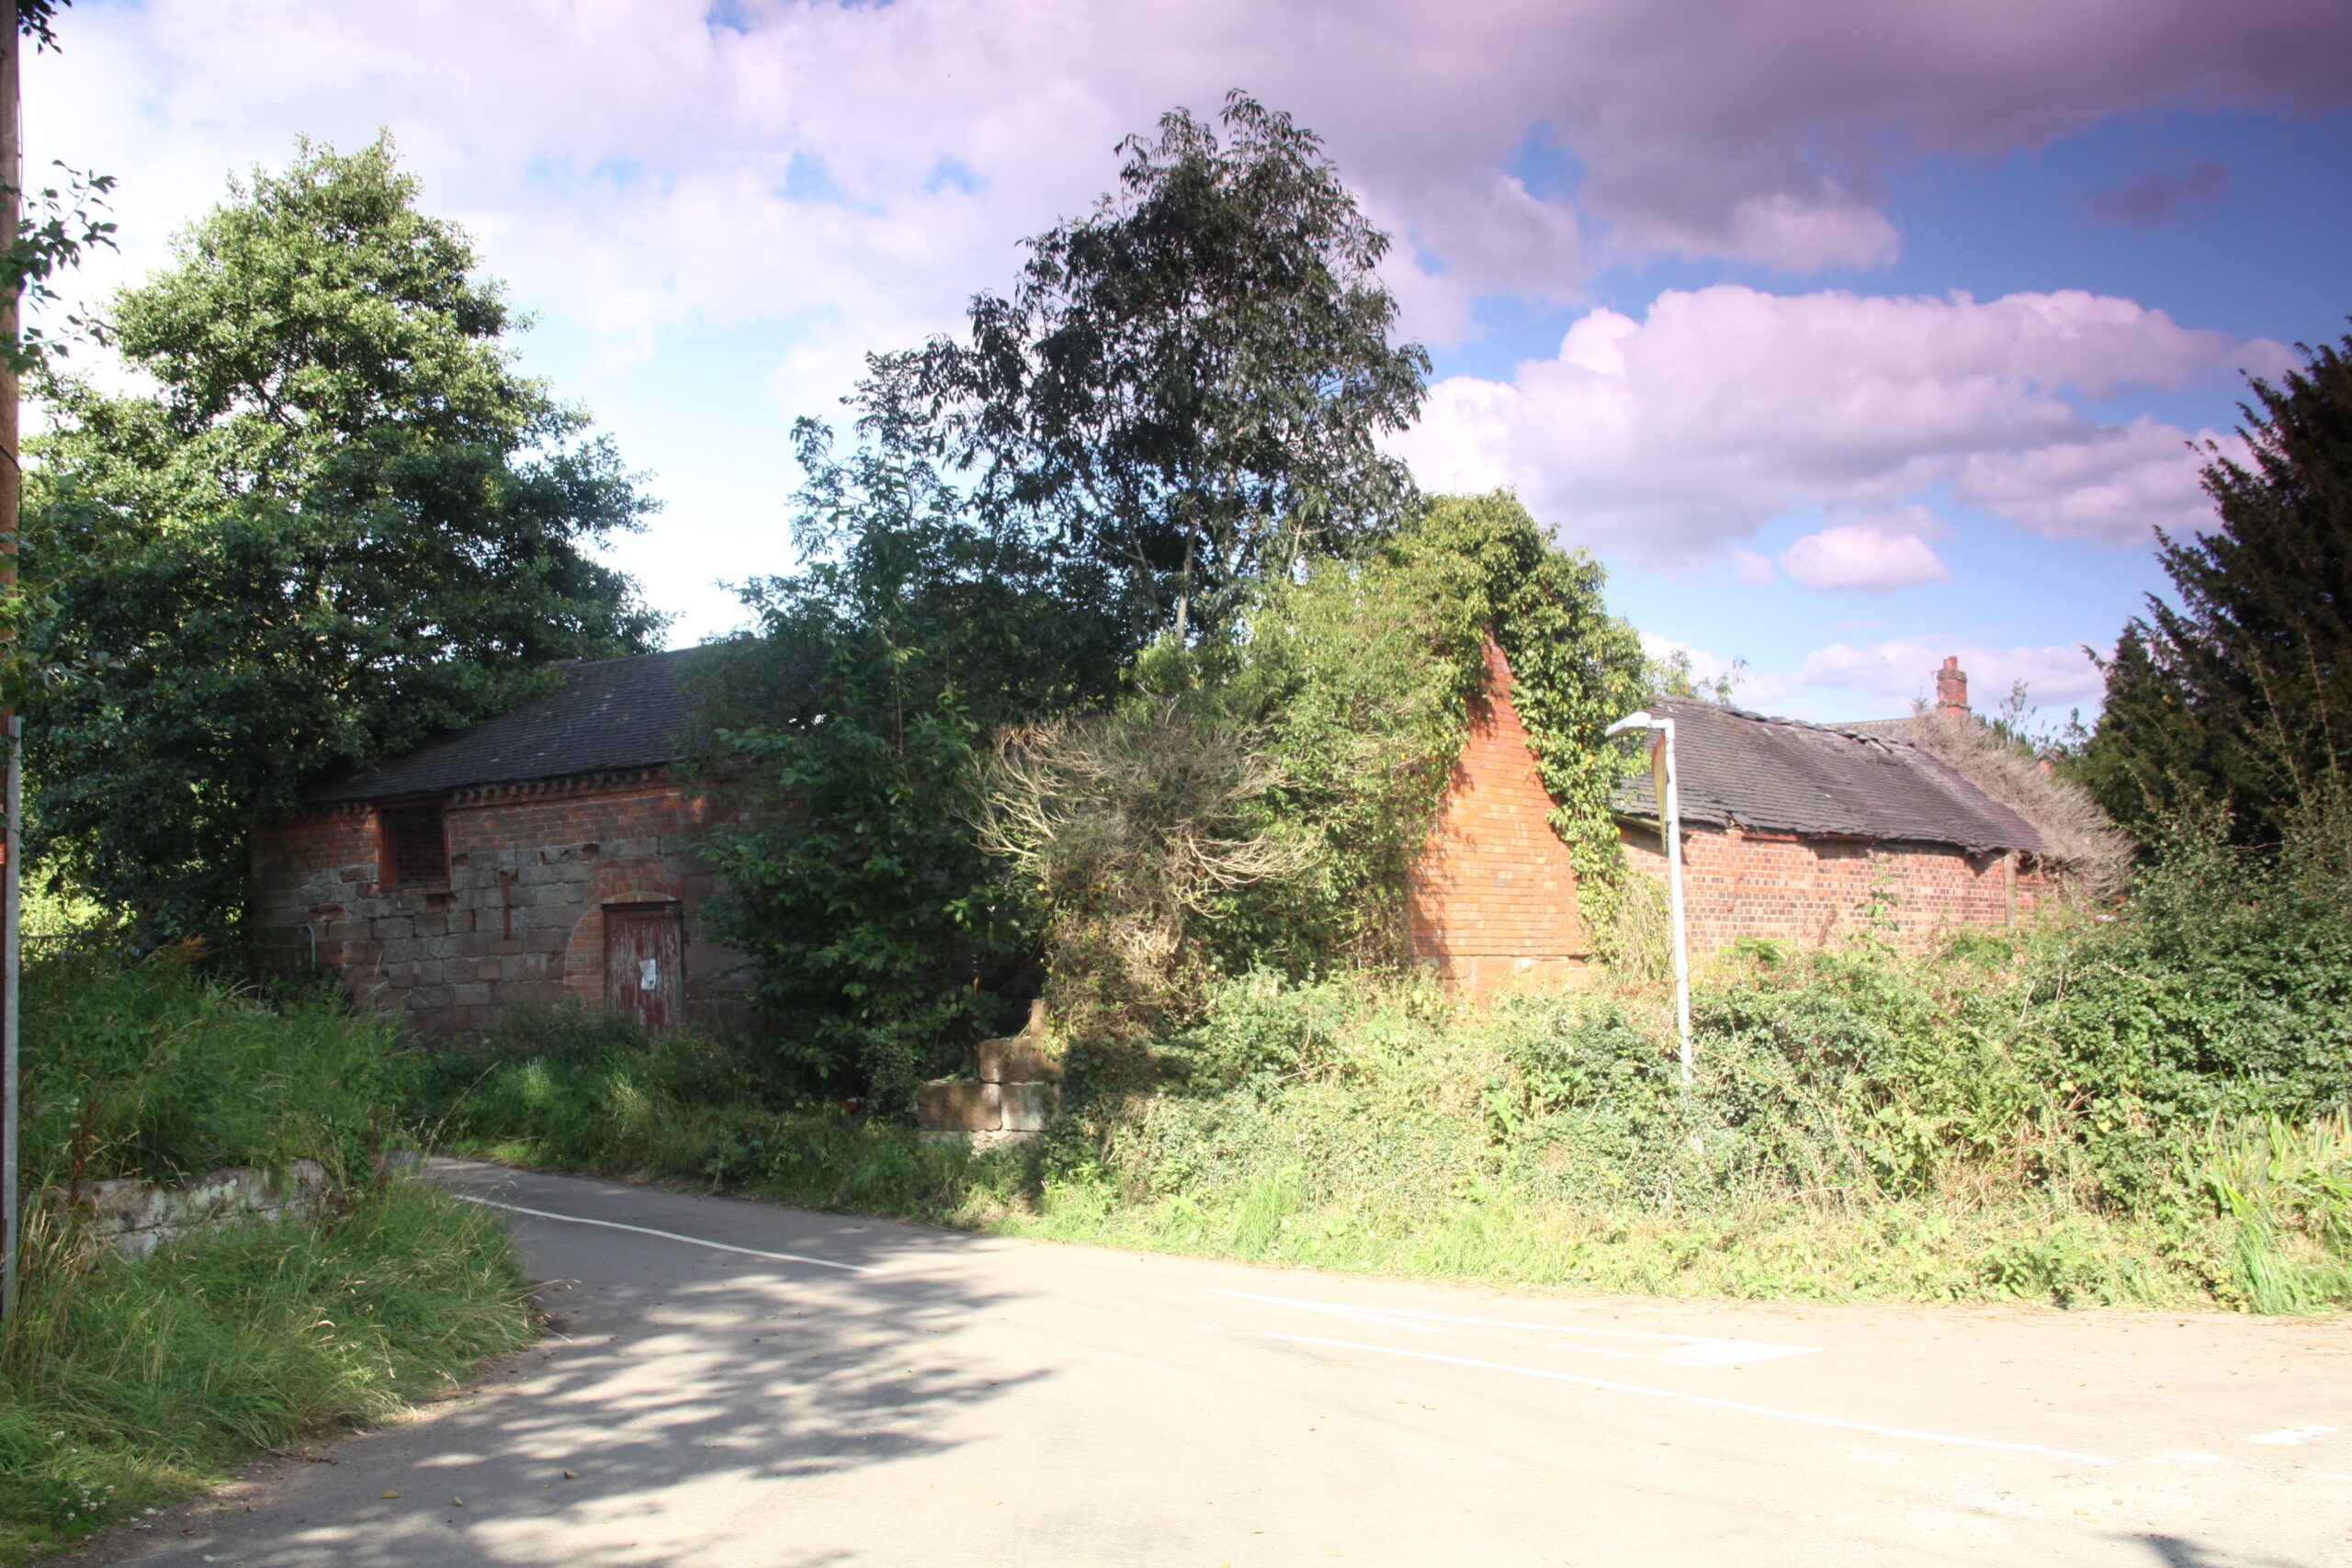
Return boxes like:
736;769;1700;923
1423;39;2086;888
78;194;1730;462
1635;632;2103;722
1639;631;1761;699
1722;191;1902;272
1952;417;2246;543
32;0;2352;344
1797;637;2108;715
1392;172;1585;302
1731;549;1777;586
1389;285;2286;564
1781;510;1951;592
19;0;2345;633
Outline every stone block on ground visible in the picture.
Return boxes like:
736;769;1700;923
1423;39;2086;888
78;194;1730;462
913;1078;1001;1132
920;1129;1039;1150
976;1035;1061;1084
976;997;1057;1083
998;1081;1061;1133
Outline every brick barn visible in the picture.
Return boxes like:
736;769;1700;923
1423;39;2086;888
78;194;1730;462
255;641;2056;1031
250;649;752;1034
1405;646;2052;993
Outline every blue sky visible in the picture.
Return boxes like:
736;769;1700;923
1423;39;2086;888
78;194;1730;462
28;0;2352;722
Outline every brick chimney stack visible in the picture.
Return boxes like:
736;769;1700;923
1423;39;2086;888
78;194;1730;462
1935;656;1970;722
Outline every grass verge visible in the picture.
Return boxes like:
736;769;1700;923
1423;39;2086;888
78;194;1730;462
413;920;2352;1316
0;949;539;1559
0;1179;532;1562
440;1108;2241;1312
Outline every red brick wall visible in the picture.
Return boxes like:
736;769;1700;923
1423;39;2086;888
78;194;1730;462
1400;641;2057;992
1619;822;2052;953
1406;642;1593;995
250;771;752;1034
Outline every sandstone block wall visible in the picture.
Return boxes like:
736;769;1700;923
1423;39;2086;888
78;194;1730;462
51;1160;330;1258
251;773;752;1034
1406;641;1592;996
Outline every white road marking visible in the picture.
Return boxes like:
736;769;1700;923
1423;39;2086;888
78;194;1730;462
1209;1290;1817;1368
1204;1292;1449;1335
2245;1426;2334;1445
1268;1333;2112;1465
455;1194;881;1274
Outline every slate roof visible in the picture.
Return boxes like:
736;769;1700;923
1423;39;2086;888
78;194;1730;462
306;648;707;804
1609;696;2045;855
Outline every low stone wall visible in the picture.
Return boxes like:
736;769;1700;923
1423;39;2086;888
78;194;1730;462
47;1160;331;1258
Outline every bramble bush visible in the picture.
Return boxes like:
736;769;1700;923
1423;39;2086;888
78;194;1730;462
973;492;1649;1053
1072;806;2349;1307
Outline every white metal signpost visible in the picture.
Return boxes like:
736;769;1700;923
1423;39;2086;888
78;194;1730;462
1605;711;1692;1088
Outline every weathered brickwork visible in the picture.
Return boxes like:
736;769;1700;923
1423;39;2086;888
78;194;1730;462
1406;642;1593;996
1619;823;2052;954
250;773;752;1034
1403;642;2057;994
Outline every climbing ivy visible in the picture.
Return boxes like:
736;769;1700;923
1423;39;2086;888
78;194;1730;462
1204;491;1649;974
1399;493;1651;938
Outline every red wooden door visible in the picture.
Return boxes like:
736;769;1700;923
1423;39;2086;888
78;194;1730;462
604;903;684;1032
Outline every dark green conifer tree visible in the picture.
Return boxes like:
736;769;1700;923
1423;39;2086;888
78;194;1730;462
2080;332;2352;843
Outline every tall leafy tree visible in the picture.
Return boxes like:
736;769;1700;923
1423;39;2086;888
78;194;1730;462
24;136;662;934
861;90;1430;640
707;94;1429;1096
2080;332;2352;844
16;3;72;50
694;423;1123;1101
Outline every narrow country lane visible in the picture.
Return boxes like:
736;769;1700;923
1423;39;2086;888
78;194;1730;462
92;1160;2352;1567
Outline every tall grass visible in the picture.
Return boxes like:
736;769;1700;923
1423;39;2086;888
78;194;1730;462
416;882;2352;1314
0;953;537;1557
412;1006;1021;1222
0;1183;531;1559
23;951;400;1186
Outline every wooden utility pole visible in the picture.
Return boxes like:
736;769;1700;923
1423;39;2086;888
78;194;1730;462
2;0;24;1323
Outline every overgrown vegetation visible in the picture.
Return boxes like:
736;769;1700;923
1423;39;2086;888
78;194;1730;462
495;107;2343;1320
0;1185;530;1561
689;428;1122;1106
976;492;1646;1048
0;953;535;1556
696;94;1453;1100
1898;709;2133;897
19;953;397;1187
413;809;2352;1313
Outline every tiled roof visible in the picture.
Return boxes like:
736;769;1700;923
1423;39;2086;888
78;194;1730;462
1609;696;2046;855
306;648;707;804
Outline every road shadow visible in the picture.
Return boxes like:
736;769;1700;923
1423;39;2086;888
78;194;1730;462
104;1163;1049;1568
2127;1533;2310;1568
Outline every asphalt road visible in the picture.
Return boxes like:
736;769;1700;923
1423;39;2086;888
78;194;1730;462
95;1159;2351;1567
